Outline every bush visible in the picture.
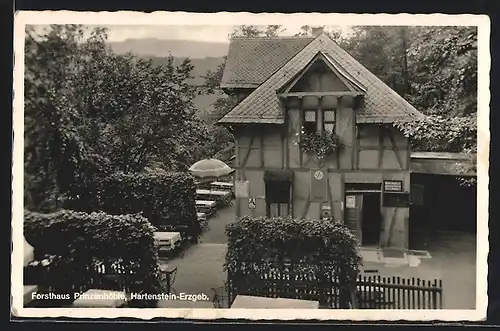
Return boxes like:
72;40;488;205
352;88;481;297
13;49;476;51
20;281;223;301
65;171;200;240
225;216;362;307
24;209;162;303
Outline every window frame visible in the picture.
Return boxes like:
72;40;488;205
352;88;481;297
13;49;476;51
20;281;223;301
302;109;318;134
322;109;336;133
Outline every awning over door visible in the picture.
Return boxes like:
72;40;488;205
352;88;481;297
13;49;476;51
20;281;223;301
263;169;294;183
410;152;476;176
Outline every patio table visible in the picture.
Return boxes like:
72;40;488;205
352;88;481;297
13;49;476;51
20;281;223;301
71;289;128;308
196;189;231;197
211;181;233;189
195;200;217;207
230;295;319;309
154;232;182;250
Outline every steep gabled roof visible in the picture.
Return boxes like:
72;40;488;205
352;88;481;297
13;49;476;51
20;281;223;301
281;51;366;94
220;36;314;89
218;33;424;124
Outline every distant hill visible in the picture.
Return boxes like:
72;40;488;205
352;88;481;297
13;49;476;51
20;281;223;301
108;38;227;116
108;38;229;59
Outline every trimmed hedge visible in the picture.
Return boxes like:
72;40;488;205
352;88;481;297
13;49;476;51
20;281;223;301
225;216;362;306
24;209;162;301
65;171;200;240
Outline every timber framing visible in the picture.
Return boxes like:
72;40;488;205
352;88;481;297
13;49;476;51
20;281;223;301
386;127;404;170
278;91;364;98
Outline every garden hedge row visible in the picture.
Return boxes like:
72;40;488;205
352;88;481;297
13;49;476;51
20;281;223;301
225;216;362;282
65;171;200;240
24;209;163;300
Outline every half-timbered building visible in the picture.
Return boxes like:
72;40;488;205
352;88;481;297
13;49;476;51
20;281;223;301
218;30;424;250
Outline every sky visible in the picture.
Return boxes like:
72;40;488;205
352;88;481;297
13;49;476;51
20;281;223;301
101;25;352;43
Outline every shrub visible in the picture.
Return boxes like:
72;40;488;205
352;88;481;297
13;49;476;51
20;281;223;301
225;216;362;307
24;209;162;302
297;130;342;158
65;171;200;240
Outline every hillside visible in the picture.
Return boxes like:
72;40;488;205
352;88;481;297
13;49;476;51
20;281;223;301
108;38;229;59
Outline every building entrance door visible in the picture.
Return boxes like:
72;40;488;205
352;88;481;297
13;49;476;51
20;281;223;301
344;194;363;243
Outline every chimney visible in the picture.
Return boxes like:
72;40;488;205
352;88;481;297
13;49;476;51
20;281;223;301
311;26;324;37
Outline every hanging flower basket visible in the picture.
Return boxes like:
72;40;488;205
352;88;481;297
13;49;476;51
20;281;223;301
297;129;342;158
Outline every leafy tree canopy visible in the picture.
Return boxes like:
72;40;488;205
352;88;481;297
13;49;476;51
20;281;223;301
24;25;211;211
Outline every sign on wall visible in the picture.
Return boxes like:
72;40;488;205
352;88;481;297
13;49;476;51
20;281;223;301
310;169;327;201
346;196;356;208
235;180;250;198
248;198;256;209
383;180;403;192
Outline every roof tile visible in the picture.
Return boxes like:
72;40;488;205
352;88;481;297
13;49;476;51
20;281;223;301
219;34;424;124
220;36;314;88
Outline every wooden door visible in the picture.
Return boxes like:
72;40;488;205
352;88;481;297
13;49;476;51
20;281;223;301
344;194;363;243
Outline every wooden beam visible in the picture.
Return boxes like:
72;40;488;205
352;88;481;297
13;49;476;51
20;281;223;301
387;128;404;170
351;120;357;170
335;98;341;169
406;137;411;171
386;208;399;247
259;128;265;168
301;195;312;219
327;178;335;219
299;98;303;168
281;132;285;169
279;91;364;98
241;133;255;180
378;125;384;169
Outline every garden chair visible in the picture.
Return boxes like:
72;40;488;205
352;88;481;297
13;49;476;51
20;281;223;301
160;265;178;295
211;283;229;308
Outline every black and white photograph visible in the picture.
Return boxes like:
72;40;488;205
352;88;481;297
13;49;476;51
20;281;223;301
12;12;489;321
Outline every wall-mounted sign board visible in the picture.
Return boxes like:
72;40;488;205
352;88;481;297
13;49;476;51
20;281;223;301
345;195;356;208
235;180;249;198
383;180;403;192
248;198;256;209
310;169;327;201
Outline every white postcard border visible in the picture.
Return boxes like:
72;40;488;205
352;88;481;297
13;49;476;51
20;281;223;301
12;11;490;321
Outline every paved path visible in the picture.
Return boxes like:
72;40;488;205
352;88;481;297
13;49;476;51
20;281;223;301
199;203;236;244
157;204;236;308
360;232;476;309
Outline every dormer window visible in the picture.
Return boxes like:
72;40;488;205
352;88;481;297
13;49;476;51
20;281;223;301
302;108;336;134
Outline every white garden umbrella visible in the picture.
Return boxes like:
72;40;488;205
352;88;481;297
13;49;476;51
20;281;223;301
189;158;235;182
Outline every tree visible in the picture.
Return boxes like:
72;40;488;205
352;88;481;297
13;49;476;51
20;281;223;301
197;56;236;162
197;24;288;162
406;26;477;116
340;26;478;185
24;25;209;211
231;25;285;38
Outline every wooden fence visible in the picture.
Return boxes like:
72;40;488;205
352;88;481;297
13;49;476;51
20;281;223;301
227;266;354;309
24;258;140;296
227;268;443;309
356;275;442;309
